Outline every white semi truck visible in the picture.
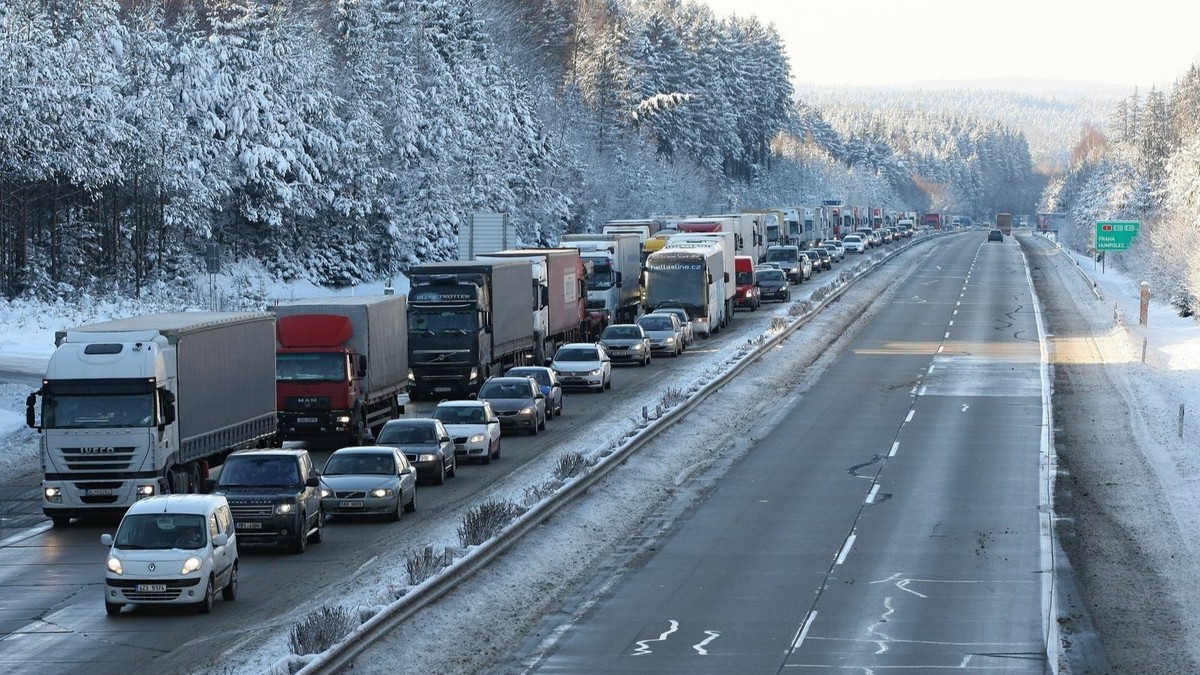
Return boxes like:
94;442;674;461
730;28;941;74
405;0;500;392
558;232;642;325
27;312;278;526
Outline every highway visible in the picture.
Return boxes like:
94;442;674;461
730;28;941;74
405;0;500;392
518;236;1051;672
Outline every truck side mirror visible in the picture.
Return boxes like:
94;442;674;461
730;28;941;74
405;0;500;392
357;354;367;378
614;271;623;286
25;392;38;429
161;390;177;426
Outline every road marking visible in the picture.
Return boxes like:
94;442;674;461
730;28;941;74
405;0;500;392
632;620;679;656
944;331;950;339
953;309;958;315
948;320;954;326
889;441;900;457
790;611;817;652
835;533;856;565
962;404;970;412
918;385;927;396
693;630;720;655
905;410;915;423
937;345;943;354
866;485;881;503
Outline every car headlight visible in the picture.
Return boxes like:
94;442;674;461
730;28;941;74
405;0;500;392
107;556;123;575
589;369;603;376
320;488;332;498
664;337;675;344
370;488;394;498
275;502;295;515
181;556;203;575
631;343;644;351
468;433;486;443
417;454;438;462
519;406;535;415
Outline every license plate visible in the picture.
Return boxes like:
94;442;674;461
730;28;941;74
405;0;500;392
235;522;262;529
136;583;167;592
86;488;113;496
297;417;318;423
339;501;363;508
434;386;452;392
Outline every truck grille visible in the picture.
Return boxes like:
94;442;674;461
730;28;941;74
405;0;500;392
59;447;137;471
412;350;470;365
285;396;330;411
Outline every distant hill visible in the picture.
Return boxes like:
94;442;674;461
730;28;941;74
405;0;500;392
797;79;1124;172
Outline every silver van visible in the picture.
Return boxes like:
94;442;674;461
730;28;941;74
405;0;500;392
101;494;238;615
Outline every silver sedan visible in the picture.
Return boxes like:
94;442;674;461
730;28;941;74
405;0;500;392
319;446;418;521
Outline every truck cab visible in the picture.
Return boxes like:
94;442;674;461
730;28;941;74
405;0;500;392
734;256;760;311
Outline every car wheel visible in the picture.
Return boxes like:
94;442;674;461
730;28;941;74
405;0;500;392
447;456;457;478
403;487;417;513
197;575;215;614
481;448;492;465
289;514;308;553
539;411;547;430
492;439;501;460
604;376;612;390
434;460;446;485
308;509;324;543
389;495;402;521
105;601;122;616
222;563;238;601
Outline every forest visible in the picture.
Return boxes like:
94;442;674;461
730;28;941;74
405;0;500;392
0;0;1049;305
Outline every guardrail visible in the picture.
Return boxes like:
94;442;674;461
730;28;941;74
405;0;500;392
290;234;933;675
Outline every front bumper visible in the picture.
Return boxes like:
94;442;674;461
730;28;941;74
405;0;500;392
105;575;206;605
322;495;395;516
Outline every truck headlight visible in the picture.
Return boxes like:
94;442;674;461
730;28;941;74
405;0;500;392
136;484;156;497
469;368;479;382
44;487;62;503
370;488;394;498
107;556;123;575
181;556;203;575
335;415;351;424
275;503;295;515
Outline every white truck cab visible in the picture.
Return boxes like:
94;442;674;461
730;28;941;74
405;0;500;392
101;494;238;615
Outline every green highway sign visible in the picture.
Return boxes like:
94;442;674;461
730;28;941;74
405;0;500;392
1096;220;1141;251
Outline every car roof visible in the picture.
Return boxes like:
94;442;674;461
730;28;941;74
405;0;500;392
228;448;307;459
508;366;550;372
484;376;535;384
435;400;486;408
382;417;438;426
331;445;400;455
124;494;227;516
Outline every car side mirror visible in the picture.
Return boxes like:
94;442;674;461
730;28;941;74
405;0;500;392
101;534;114;545
440;436;451;443
401;467;414;476
203;478;217;493
213;533;229;547
305;476;320;488
488;417;500;424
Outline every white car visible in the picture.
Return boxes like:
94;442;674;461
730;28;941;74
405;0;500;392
551;342;612;392
432;399;502;463
842;234;866;253
101;494;238;615
821;240;845;261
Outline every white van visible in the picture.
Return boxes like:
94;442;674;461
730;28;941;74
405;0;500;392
101;494;238;615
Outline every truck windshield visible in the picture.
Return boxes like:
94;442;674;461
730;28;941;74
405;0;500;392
588;261;615;290
644;264;706;309
408;309;477;335
44;393;154;429
114;513;207;550
735;271;754;285
277;353;346;382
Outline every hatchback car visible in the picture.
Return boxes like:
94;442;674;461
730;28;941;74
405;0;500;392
101;494;238;615
801;249;825;273
551;343;612;391
506;366;564;418
755;268;791;302
988;228;1003;242
654;307;694;350
821;241;845;262
375;418;457;484
599;324;651;366
475;376;547;435
319;446;417;521
637;313;685;357
433;399;502;463
810;247;833;270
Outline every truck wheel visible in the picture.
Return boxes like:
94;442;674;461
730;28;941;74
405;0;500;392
105;601;122;616
197;575;214;614
222;563;238;601
290;514;308;554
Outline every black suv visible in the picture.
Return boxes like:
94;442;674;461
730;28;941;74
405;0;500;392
210;448;324;553
988;229;1003;242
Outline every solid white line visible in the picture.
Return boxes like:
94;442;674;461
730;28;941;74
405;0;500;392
905;410;915;422
889;441;900;457
791;611;818;651
836;534;856;565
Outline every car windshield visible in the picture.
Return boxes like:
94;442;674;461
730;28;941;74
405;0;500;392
555;347;598;362
323;453;395;476
478;381;530;398
602;327;641;339
434;406;487;424
509;369;549;386
844;236;860;242
639;317;673;331
376;424;437;445
114;513;207;550
758;270;784;281
219;456;300;487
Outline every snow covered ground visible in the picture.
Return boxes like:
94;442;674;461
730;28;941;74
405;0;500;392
1;232;1195;673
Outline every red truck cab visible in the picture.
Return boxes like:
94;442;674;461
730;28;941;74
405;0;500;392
275;314;365;443
734;256;760;311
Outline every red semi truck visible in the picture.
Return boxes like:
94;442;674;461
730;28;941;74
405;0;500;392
269;295;409;445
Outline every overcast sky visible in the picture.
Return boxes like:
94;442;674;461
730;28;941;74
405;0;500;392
700;0;1200;89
